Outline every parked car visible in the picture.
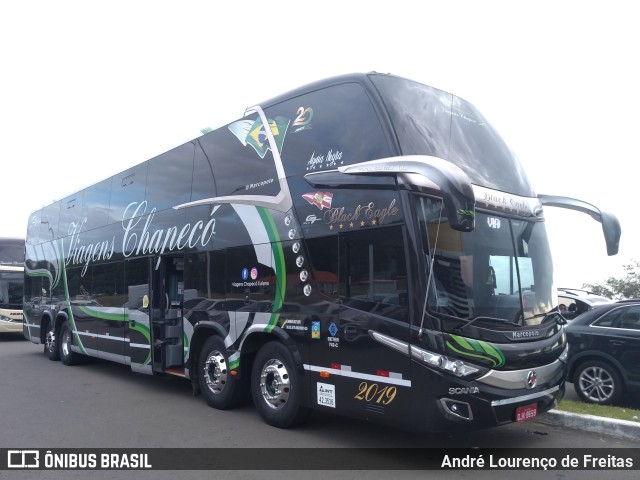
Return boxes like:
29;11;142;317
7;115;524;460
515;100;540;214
565;300;640;404
558;287;613;320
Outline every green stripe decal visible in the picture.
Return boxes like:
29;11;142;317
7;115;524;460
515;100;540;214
77;306;127;322
478;341;506;366
57;240;87;355
447;334;505;368
257;207;286;333
77;305;152;366
131;323;152;365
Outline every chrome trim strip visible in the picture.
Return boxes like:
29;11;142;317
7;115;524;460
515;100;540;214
477;359;563;390
368;330;410;356
491;386;560;407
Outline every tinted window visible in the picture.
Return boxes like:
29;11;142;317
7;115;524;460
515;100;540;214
183;251;226;302
340;226;408;322
58;194;83;239
124;258;150;310
26;211;41;245
264;82;392;176
91;262;125;307
305;235;339;299
0;270;23;307
109;163;149;224
0;240;24;265
146;143;195;211
597;305;640;330
619;307;640;330
81;178;112;231
191;140;218;202
66;266;83;301
198;117;281;199
592;308;624;328
227;245;275;311
40;202;60;241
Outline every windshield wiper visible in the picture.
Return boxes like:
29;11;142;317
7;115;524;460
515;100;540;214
522;310;567;325
453;315;521;333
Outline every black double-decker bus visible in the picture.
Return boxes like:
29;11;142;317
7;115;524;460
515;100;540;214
23;73;620;433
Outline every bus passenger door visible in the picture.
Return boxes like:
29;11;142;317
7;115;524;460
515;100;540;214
151;255;185;373
123;257;152;374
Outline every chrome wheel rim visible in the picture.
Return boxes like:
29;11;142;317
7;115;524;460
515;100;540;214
578;366;615;403
203;350;227;394
259;358;290;410
45;327;56;353
62;328;72;358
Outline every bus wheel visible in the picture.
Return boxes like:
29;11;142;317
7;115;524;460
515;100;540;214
44;319;60;361
60;321;81;366
198;336;246;410
251;341;311;428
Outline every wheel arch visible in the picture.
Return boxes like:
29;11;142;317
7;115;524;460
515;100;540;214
567;350;627;386
239;327;305;375
188;321;228;376
39;310;68;343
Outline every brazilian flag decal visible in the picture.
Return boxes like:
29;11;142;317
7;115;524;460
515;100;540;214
446;334;506;368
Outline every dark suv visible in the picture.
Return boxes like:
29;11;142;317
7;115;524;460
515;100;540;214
565;300;640;404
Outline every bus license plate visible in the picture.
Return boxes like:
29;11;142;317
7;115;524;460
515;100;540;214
515;404;537;422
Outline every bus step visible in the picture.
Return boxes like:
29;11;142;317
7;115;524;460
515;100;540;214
164;368;187;378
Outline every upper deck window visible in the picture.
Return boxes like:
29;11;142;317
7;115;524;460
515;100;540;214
109;162;149;223
264;82;393;176
370;74;534;197
195;116;282;201
146;142;195;211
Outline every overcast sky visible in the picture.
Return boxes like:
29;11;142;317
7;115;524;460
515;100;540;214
2;1;637;289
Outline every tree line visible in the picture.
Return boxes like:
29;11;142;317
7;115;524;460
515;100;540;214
583;260;640;300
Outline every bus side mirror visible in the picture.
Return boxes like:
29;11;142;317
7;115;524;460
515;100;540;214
538;194;621;256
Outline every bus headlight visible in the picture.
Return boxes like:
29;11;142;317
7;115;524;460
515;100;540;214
410;345;481;378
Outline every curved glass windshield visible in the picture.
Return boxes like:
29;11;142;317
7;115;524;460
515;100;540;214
370;74;534;197
0;271;23;309
414;196;554;326
0;240;24;266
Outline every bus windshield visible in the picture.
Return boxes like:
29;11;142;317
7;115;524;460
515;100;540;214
0;271;23;309
370;74;534;197
0;240;24;266
414;196;555;326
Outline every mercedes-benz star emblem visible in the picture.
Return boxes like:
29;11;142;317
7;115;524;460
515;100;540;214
526;370;537;389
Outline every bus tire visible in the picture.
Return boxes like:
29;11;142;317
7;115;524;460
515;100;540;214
251;341;311;429
198;336;246;410
60;321;82;366
44;318;60;361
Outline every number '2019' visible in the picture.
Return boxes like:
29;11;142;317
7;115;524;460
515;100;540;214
354;382;397;405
